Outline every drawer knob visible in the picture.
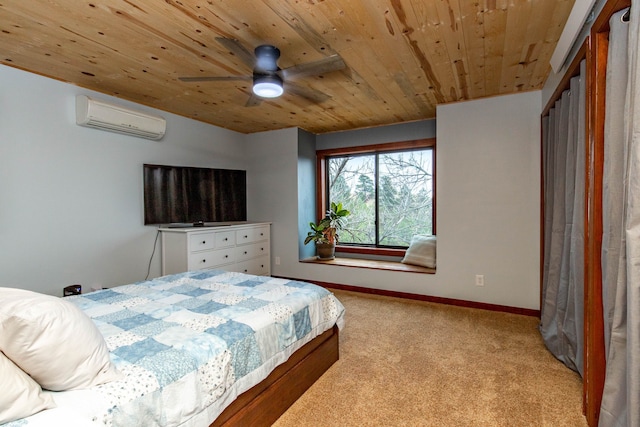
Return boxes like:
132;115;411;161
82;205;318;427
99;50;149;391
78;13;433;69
202;259;206;263
244;235;248;239
202;240;206;244
244;269;248;272
225;255;228;258
244;251;248;255
224;237;228;241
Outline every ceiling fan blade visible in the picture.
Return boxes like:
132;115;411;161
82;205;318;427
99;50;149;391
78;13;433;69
178;76;251;82
245;93;263;107
215;37;255;68
281;55;346;80
286;82;331;104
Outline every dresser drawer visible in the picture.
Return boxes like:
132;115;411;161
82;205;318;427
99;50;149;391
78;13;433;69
236;229;253;245
235;256;270;276
252;226;269;242
236;242;269;261
188;248;235;270
215;230;236;248
189;232;216;252
236;226;269;245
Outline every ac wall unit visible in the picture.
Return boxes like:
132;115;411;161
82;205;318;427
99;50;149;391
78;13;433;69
76;95;166;140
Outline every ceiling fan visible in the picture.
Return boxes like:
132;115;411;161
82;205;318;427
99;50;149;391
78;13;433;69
178;37;346;107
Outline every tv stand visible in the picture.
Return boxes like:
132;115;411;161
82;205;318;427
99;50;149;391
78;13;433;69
159;222;271;276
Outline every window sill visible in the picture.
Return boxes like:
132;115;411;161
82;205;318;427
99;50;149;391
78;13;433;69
336;245;407;257
300;257;435;274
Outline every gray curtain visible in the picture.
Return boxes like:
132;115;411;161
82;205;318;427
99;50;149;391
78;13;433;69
599;5;640;427
540;61;586;375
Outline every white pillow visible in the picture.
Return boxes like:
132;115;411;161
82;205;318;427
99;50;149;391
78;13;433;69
401;235;437;268
0;350;55;423
0;287;120;391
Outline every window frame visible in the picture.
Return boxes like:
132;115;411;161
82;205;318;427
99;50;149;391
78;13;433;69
316;138;436;257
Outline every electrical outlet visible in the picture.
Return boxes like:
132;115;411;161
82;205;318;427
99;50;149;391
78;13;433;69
475;275;484;287
275;256;281;265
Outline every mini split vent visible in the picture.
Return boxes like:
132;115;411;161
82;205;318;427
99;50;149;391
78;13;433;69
75;95;166;140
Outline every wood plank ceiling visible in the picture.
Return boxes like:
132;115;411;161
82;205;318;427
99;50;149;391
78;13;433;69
0;0;575;134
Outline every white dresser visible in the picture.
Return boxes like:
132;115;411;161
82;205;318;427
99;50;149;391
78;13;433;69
160;222;271;276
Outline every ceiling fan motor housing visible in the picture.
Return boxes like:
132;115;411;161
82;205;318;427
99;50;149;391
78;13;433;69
252;44;284;98
254;45;280;72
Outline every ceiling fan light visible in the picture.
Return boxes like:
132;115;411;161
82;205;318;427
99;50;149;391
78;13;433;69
253;75;284;98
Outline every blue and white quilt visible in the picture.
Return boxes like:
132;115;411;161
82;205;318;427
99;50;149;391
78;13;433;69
4;270;345;427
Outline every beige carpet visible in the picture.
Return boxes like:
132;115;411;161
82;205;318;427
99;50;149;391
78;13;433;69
273;289;587;427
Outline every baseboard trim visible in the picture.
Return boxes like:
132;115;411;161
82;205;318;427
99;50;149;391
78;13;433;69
280;276;540;318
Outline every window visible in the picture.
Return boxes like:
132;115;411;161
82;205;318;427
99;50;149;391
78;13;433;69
316;138;435;256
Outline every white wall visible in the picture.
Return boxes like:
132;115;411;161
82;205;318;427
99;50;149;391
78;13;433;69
244;127;301;268
258;92;541;310
1;64;541;309
436;92;541;309
0;64;246;295
316;119;436;148
296;129;318;260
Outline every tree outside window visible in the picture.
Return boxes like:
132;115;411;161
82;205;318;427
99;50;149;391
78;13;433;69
320;139;434;250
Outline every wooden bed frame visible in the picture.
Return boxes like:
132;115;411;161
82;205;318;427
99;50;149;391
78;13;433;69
210;324;340;426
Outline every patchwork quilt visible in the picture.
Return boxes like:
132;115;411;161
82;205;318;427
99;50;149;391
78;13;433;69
3;270;344;427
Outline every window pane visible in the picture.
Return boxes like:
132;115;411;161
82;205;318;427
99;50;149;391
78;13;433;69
379;149;433;246
328;155;375;244
326;147;433;249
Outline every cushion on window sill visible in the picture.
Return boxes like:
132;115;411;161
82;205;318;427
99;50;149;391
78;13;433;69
401;235;436;268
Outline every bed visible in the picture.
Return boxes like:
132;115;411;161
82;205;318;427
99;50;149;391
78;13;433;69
0;269;345;426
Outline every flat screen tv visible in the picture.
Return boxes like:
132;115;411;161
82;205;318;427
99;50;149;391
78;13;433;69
143;164;247;226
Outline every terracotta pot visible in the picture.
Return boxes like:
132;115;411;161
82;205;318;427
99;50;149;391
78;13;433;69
316;242;336;260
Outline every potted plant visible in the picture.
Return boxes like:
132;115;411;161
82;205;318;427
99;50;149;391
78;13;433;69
304;202;350;260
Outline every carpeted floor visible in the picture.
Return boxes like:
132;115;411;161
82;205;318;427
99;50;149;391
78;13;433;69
273;289;587;427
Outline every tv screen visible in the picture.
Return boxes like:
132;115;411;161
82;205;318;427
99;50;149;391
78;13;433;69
143;164;247;226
